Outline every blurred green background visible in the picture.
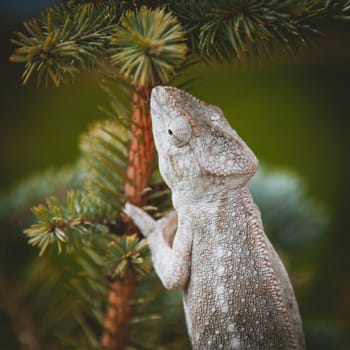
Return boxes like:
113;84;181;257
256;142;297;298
1;2;350;349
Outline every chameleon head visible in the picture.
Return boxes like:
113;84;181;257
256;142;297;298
150;85;258;192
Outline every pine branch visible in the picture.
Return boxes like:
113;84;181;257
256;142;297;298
101;87;154;350
23;114;137;256
10;2;119;86
109;6;187;86
97;61;133;118
80;119;129;211
24;190;114;256
15;230;152;348
19;200;152;346
19;247;108;348
10;1;350;87
171;0;350;60
104;234;152;279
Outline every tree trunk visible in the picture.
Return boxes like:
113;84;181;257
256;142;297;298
102;86;155;350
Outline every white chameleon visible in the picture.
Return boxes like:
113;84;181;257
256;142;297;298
124;86;305;349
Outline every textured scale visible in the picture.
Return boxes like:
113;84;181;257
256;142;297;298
124;86;305;349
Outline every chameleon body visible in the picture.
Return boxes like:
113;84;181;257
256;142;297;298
124;86;305;349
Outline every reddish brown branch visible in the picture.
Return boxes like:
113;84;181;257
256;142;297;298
102;86;155;350
101;274;137;349
124;87;155;206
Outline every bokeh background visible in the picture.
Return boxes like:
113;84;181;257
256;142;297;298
1;1;350;349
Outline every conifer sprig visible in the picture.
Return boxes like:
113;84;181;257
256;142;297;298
105;235;152;279
109;6;187;86
80;119;129;211
172;0;350;60
24;190;113;256
10;1;350;86
24;117;133;257
10;2;118;86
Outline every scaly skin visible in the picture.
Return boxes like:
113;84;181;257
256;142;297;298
124;86;305;349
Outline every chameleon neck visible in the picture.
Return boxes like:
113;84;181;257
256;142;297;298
172;178;251;210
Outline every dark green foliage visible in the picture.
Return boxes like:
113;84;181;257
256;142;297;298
10;1;118;86
10;1;350;86
171;0;350;60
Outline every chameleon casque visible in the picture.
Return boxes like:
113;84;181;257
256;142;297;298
124;86;305;349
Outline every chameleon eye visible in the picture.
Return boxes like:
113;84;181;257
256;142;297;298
167;117;192;147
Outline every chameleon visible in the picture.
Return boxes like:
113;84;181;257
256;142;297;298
124;86;305;349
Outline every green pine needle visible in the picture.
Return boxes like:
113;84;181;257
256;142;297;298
24;190;113;255
172;0;350;61
10;1;350;85
98;62;133;118
10;2;118;86
80;119;129;210
109;6;187;86
105;235;152;280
